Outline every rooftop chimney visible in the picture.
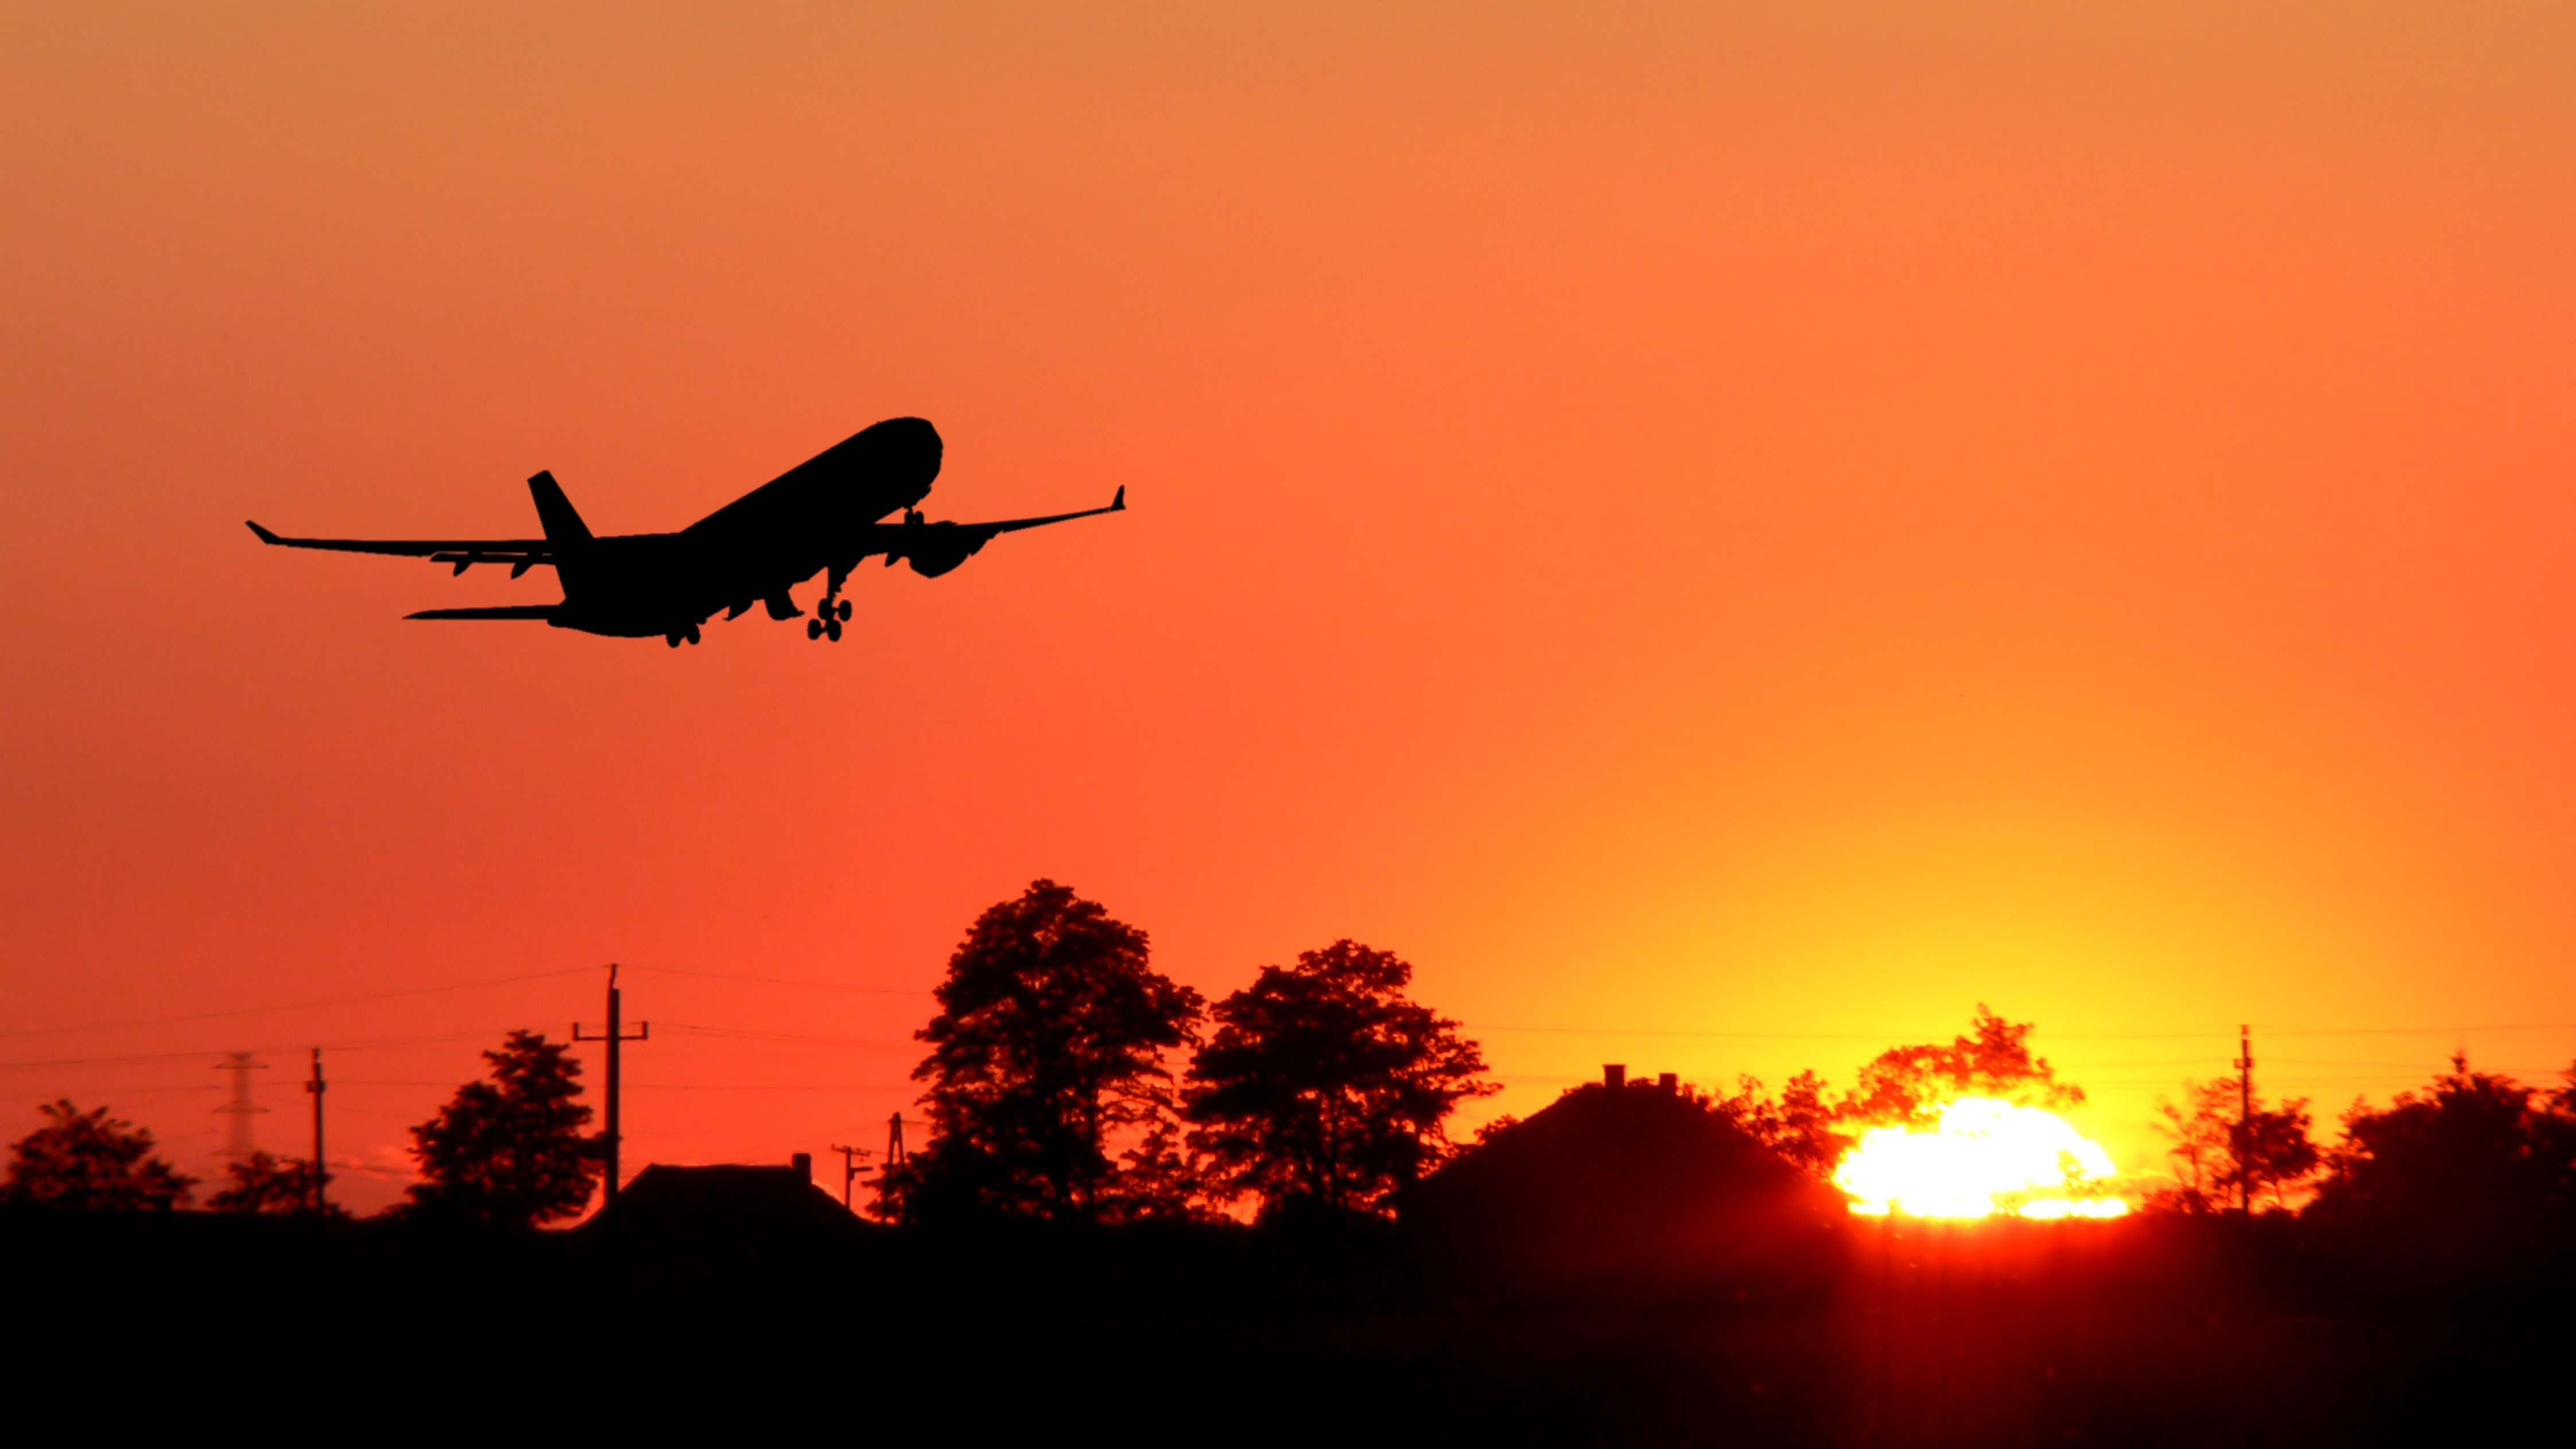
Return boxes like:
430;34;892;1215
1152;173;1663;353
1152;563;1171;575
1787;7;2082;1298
1657;1072;1678;1095
792;1152;812;1184
1603;1064;1627;1090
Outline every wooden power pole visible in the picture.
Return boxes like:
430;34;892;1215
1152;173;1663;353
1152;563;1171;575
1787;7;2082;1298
305;1047;327;1215
827;1142;873;1209
2234;1023;2255;1215
573;963;650;1207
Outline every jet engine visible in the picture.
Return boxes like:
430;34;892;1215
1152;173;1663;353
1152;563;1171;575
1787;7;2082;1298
901;522;989;578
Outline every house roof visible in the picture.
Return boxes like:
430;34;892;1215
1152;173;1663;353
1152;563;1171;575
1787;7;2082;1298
1403;1073;1840;1282
580;1161;870;1247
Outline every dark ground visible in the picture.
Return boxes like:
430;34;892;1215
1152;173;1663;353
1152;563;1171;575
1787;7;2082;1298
9;1209;2562;1443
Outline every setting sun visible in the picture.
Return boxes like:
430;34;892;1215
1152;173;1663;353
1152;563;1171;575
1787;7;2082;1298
1834;1098;2129;1220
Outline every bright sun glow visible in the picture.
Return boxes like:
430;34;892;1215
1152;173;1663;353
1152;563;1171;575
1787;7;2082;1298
1833;1097;2131;1220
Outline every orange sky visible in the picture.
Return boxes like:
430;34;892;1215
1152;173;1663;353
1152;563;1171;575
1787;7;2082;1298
6;3;2575;1212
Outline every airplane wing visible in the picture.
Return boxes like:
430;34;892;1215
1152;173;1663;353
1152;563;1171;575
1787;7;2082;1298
949;485;1127;537
245;521;556;577
847;487;1126;579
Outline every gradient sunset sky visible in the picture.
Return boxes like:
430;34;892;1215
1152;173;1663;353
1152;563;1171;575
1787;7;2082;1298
6;3;2574;1211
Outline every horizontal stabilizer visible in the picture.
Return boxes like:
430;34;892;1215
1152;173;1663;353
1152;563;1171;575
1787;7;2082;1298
405;605;560;622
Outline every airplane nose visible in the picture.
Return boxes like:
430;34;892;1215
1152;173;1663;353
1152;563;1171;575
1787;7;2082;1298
869;416;942;484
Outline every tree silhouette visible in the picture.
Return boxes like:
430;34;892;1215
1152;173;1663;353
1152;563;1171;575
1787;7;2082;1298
1096;1113;1214;1224
1720;1070;1850;1176
209;1150;342;1216
2149;1076;2319;1212
1839;1005;2081;1128
879;880;1202;1224
2150;1078;2230;1210
1;1099;194;1210
404;1030;599;1227
1181;940;1494;1218
2309;1053;2574;1249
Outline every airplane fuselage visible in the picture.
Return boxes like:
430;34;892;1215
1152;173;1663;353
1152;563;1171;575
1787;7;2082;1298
553;417;942;638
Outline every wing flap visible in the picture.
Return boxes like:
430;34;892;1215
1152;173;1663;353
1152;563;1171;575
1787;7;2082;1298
246;521;554;561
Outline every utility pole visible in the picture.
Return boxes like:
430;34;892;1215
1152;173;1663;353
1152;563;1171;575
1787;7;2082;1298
827;1142;873;1210
305;1048;327;1215
2234;1023;2255;1215
573;963;650;1207
886;1111;907;1171
214;1051;268;1160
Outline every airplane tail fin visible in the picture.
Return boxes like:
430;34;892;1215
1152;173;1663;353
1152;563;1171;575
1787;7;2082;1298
527;471;591;545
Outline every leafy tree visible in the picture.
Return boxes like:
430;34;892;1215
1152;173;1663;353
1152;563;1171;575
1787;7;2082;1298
1720;1070;1850;1176
2546;1062;2576;1217
209;1150;342;1216
405;1030;599;1227
2149;1078;2232;1212
1839;1005;2081;1128
1;1099;194;1211
2149;1076;2319;1212
1181;940;1494;1218
880;881;1204;1224
1096;1113;1213;1224
2309;1052;2574;1243
2236;1094;2321;1211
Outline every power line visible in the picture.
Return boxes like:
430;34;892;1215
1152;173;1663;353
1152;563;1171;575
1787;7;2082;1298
1467;1020;2576;1043
659;1022;913;1048
623;1082;918;1093
0;1083;228;1102
1463;1022;2276;1042
2257;1023;2576;1037
2051;1057;2243;1070
0;1047;276;1072
620;964;931;997
0;968;594;1041
0;1028;524;1072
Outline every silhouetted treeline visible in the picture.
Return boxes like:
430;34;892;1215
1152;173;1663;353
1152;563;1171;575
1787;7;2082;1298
11;882;2576;1306
2303;1053;2576;1284
876;881;1495;1228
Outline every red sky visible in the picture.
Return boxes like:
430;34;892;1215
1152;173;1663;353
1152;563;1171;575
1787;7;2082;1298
6;3;2574;1212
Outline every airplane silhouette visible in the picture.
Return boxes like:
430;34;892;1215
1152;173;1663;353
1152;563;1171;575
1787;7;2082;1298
246;418;1123;645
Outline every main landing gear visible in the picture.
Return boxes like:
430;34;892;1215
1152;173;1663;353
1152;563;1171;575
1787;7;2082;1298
806;568;855;642
805;598;852;642
663;623;703;648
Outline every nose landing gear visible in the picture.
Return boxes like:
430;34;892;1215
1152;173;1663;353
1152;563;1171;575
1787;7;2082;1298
664;623;703;648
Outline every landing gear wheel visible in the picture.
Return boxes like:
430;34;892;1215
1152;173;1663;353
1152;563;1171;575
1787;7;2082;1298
665;633;682;648
806;618;824;640
685;624;701;645
836;599;852;622
825;618;843;642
